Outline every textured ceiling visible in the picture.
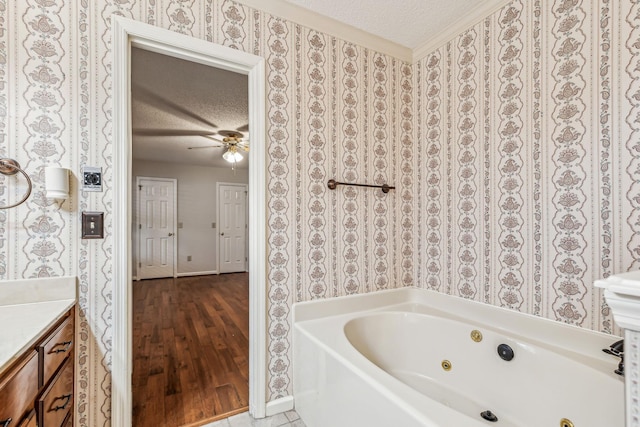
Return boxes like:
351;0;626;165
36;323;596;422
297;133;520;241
131;47;249;169
281;0;507;49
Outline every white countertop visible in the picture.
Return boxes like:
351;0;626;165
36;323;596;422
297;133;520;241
0;276;76;374
595;270;640;297
595;270;640;331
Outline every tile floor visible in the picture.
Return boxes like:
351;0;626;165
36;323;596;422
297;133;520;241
202;410;306;427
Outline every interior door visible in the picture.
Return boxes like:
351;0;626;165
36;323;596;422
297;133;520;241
138;177;176;279
218;183;247;273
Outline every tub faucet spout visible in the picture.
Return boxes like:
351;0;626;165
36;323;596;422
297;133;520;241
602;339;624;376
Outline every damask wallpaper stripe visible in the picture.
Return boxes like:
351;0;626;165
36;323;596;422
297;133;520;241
446;43;454;296
482;16;492;305
330;38;338;298
0;0;638;425
455;28;481;300
424;51;444;292
496;2;526;311
265;16;292;399
399;62;413;287
531;0;544;318
549;0;589;327
340;42;361;295
626;0;640;271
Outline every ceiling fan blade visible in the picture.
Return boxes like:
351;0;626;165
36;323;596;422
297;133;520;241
209;135;228;143
133;128;217;137
133;84;218;130
187;145;225;150
236;124;250;133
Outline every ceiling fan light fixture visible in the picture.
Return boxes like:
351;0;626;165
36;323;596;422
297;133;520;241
223;148;243;163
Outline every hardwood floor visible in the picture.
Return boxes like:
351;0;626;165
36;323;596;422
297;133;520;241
132;273;249;427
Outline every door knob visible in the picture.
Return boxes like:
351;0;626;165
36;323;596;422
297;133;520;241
168;233;174;236
221;232;224;236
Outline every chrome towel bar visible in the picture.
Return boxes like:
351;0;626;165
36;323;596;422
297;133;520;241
327;179;395;194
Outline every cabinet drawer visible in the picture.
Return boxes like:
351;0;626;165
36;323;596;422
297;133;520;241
37;355;73;427
0;351;38;427
38;314;74;387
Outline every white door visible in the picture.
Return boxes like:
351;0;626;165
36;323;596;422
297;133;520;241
218;183;247;273
137;177;177;279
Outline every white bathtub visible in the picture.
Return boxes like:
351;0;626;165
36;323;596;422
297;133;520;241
293;288;624;427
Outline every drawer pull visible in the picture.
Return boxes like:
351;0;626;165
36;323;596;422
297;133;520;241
0;418;12;427
49;340;72;354
50;394;72;412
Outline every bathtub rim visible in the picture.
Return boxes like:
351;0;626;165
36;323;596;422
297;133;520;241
293;287;622;362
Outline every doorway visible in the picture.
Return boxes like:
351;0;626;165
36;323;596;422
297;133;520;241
130;44;251;425
112;17;268;427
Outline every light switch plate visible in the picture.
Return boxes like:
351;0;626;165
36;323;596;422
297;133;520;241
82;166;102;192
81;211;104;239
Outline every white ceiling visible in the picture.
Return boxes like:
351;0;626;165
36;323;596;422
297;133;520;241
236;0;511;59
131;47;249;169
282;0;502;49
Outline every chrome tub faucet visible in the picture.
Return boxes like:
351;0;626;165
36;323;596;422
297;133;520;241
602;339;624;376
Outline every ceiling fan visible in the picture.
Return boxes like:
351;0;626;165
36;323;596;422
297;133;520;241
131;83;250;167
187;131;250;164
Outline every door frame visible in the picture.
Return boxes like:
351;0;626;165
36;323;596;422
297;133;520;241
216;182;248;274
135;176;178;280
112;16;268;425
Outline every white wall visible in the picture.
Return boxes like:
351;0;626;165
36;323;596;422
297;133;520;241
132;159;248;276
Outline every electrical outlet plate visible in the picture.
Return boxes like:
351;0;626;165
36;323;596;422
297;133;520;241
82;166;102;192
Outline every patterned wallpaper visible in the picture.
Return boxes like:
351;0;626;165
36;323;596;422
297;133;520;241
0;0;637;426
1;0;410;425
415;0;638;333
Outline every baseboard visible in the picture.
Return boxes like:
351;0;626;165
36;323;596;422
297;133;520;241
265;396;294;417
176;270;218;277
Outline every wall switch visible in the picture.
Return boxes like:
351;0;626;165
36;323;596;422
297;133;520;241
81;211;104;239
82;166;102;192
187;255;192;262
212;222;216;228
178;222;183;229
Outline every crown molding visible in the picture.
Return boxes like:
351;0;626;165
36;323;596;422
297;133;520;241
233;0;413;62
411;0;512;62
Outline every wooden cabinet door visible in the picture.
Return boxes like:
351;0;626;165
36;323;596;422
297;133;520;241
0;351;38;427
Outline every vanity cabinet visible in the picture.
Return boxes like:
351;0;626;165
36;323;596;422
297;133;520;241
0;307;74;427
